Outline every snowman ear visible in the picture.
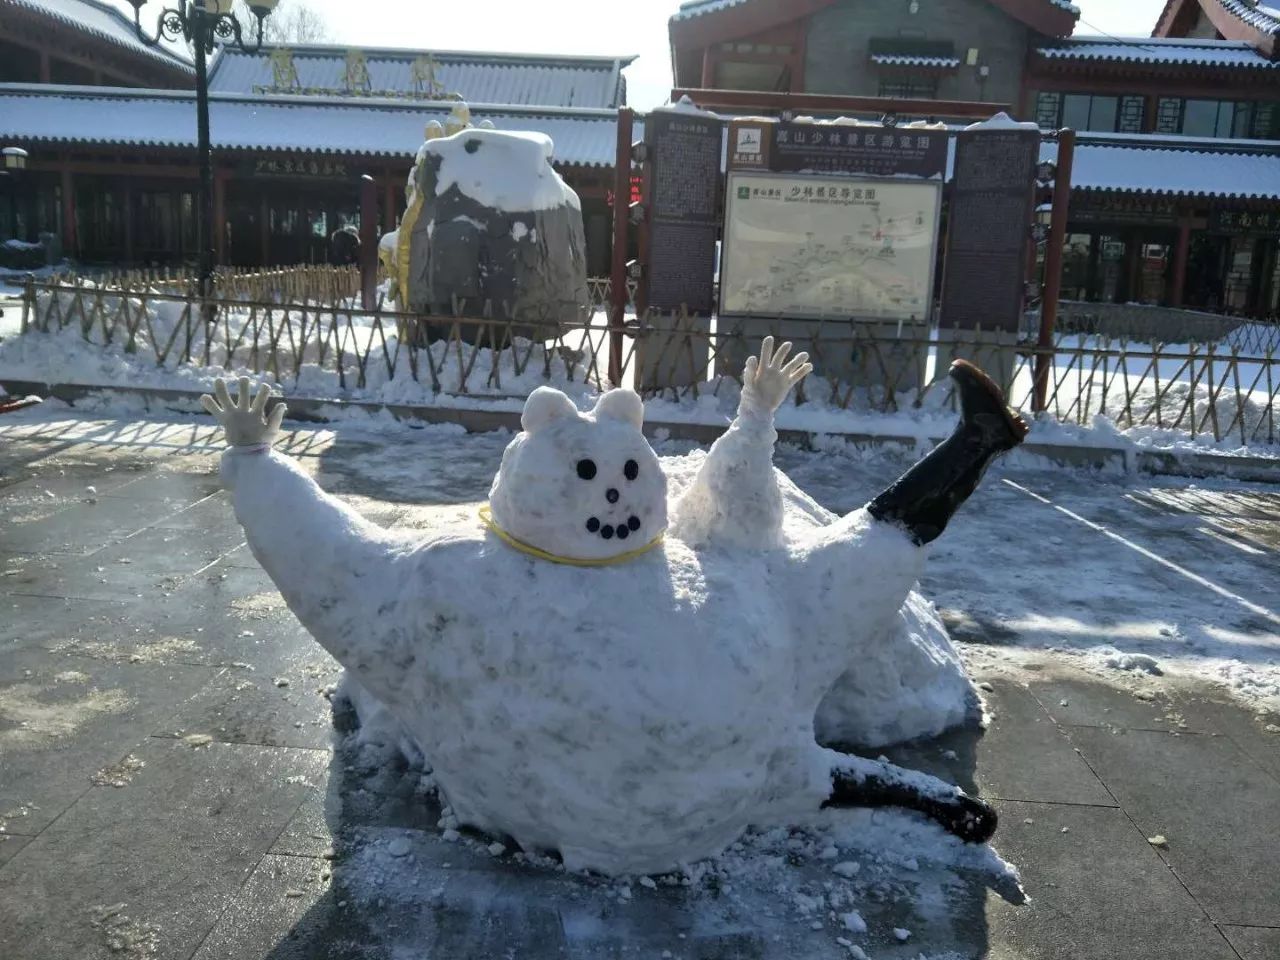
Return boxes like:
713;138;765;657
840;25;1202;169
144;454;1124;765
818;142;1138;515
593;389;644;430
522;387;578;433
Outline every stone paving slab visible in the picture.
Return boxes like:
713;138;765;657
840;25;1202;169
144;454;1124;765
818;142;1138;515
1067;725;1280;927
0;737;325;960
984;801;1238;960
0;833;33;868
0;647;219;835
880;679;1116;807
1221;924;1280;960
1028;676;1207;734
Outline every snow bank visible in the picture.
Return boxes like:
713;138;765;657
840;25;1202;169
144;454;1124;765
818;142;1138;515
423;127;578;213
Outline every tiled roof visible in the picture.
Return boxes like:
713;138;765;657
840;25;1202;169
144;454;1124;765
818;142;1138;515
671;0;752;22
870;54;961;68
1042;134;1280;199
674;0;1079;22
1214;0;1280;36
208;46;634;109
1036;36;1280;68
0;84;627;167
1;0;193;74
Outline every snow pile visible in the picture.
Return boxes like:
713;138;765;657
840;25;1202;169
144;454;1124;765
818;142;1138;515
0;285;600;404
421;127;578;213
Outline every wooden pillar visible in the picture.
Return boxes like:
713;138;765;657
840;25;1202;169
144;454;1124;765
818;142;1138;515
359;174;378;310
213;172;227;265
1034;128;1074;413
382;175;397;232
1123;232;1142;303
700;47;715;88
122;180;135;263
60;166;76;256
608;107;634;388
258;190;270;266
1169;217;1192;307
39;50;51;83
1143;94;1158;133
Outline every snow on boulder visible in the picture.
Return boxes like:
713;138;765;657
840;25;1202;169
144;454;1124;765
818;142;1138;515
402;125;589;340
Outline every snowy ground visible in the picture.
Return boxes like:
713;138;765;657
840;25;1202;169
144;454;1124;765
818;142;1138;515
2;404;1279;958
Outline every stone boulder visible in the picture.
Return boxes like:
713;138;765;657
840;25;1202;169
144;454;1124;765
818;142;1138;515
402;127;589;342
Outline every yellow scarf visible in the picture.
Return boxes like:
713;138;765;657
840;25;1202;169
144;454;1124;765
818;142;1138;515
478;504;664;568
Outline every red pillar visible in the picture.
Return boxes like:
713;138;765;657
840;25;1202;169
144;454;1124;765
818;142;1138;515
359;174;378;310
608;107;634;388
382;175;398;232
213;172;227;266
1034;128;1075;414
60;166;76;257
1170;218;1192;307
123;180;135;263
258;191;270;266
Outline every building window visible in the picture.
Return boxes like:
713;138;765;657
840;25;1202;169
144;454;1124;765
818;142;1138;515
1252;102;1280;140
1063;94;1121;131
1035;92;1143;132
879;76;938;100
1154;98;1278;139
1117;96;1145;133
1182;99;1240;138
1035;91;1061;128
1156;97;1183;134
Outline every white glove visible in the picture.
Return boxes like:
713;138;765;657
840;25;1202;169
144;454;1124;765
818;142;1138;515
740;336;813;418
200;376;286;450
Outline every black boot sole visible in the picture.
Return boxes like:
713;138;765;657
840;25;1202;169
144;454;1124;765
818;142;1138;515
950;359;1030;450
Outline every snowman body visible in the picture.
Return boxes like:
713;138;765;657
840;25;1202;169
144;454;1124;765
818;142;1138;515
221;387;972;874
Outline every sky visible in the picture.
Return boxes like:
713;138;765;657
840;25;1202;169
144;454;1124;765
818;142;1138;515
120;0;1173;109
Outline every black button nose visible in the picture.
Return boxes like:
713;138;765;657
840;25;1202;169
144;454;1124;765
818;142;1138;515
606;488;619;504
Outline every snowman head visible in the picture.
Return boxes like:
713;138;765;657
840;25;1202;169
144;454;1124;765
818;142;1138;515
488;387;667;562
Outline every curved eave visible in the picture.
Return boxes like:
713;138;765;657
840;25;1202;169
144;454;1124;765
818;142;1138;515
1029;54;1280;77
2;0;194;78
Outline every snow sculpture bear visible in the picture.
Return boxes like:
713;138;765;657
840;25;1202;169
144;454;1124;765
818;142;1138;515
201;340;1027;875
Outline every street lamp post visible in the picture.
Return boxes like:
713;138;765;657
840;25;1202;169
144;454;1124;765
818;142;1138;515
127;0;277;302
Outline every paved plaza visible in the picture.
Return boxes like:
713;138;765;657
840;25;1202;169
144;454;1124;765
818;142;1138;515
1;411;1279;959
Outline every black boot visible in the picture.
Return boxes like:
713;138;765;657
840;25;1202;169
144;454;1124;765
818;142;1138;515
824;755;998;845
867;360;1029;545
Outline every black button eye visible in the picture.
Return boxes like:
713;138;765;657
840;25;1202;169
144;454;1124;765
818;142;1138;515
624;459;639;481
577;459;597;480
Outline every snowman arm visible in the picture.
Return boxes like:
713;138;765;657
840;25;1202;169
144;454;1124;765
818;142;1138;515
219;447;419;700
671;338;810;549
671;408;785;549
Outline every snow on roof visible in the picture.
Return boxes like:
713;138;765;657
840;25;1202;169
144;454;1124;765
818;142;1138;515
672;0;752;22
1214;0;1280;36
0;85;626;167
2;0;193;74
674;0;1080;22
1043;137;1280;200
869;54;961;68
1038;36;1280;68
208;46;634;109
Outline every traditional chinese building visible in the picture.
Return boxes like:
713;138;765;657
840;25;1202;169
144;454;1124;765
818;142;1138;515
670;0;1280;318
0;0;635;275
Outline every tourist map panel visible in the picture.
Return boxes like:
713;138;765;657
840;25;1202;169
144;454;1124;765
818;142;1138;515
720;172;941;321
